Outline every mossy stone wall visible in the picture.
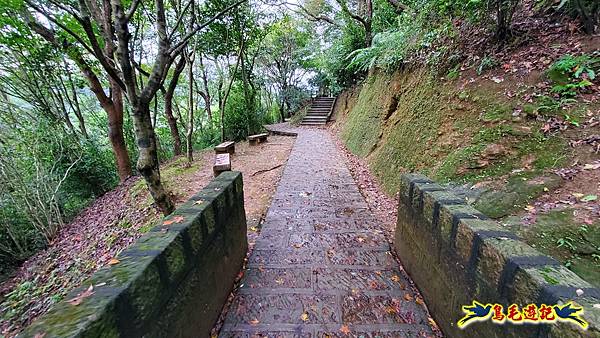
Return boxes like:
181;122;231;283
395;173;600;338
20;171;248;338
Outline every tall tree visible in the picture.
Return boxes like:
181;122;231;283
19;3;134;182
282;0;374;47
260;16;311;121
22;0;247;214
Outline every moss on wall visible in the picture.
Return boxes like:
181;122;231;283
335;68;569;196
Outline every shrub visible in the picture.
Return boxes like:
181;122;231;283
547;53;599;97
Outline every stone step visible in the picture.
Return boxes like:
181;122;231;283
300;122;327;125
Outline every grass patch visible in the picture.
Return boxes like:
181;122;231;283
129;156;202;200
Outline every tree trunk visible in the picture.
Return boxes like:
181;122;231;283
67;73;89;138
186;52;195;165
576;0;596;34
279;102;286;122
164;56;186;156
218;78;225;142
132;102;174;214
280;82;288;121
199;55;212;121
109;81;133;182
364;25;373;47
165;97;182;156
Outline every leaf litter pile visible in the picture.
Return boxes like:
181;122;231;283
0;136;294;337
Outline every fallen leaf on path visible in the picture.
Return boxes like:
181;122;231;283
67;285;94;306
163;215;185;225
582;195;598;202
391;275;401;283
428;317;439;330
301;313;309;322
339;325;351;335
248;319;260;325
194;199;205;205
583;163;600;170
108;258;120;266
404;293;414;301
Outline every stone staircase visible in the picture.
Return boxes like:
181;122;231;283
301;96;336;126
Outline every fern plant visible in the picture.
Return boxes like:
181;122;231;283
547;53;599;97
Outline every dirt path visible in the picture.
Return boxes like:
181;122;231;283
219;126;438;337
0;136;295;337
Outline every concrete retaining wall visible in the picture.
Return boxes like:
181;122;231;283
20;171;248;338
394;173;600;338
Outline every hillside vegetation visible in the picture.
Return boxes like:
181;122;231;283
332;35;600;286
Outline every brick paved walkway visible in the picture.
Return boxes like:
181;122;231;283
220;127;434;338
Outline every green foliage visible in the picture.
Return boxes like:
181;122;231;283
325;0;490;81
547;53;599;97
477;56;498;75
322;22;367;88
347;21;422;72
224;85;264;141
0;119;118;269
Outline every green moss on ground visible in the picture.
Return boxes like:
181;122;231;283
517;209;600;287
129;157;201;202
475;173;562;218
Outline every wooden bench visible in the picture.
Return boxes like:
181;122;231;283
248;133;268;145
213;153;231;177
214;141;235;154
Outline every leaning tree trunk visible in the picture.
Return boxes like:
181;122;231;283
132;101;174;214
108;83;133;182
